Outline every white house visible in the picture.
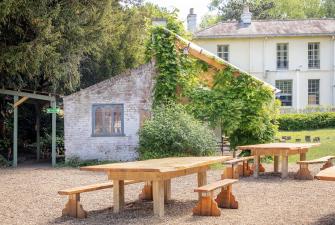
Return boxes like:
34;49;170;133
190;7;335;110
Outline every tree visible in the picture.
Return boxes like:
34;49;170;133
322;0;335;18
0;0;114;94
208;0;276;22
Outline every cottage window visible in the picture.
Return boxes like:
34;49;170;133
275;80;293;106
277;43;289;70
308;42;320;69
217;45;229;61
92;104;124;136
308;79;320;105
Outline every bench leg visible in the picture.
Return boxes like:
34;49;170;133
295;164;313;180
215;184;238;209
193;192;221;216
243;161;252;176
164;179;171;201
197;171;207;200
139;181;153;201
62;194;87;218
274;156;279;173
321;160;333;170
223;166;239;179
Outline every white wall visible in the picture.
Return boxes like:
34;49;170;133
195;36;335;109
63;62;156;161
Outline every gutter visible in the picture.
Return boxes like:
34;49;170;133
194;33;335;40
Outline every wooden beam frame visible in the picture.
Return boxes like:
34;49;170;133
0;89;55;101
13;96;29;108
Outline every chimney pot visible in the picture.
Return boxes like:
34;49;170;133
241;4;252;24
187;8;197;33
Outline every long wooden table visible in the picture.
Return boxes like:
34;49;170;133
81;156;231;217
238;143;319;178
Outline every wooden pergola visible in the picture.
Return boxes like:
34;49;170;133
0;89;57;167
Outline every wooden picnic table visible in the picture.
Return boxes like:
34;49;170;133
80;156;232;217
315;166;335;181
238;143;320;178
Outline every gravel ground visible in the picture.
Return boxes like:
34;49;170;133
0;163;335;225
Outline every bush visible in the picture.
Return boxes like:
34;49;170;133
138;105;217;160
278;112;335;131
0;155;10;168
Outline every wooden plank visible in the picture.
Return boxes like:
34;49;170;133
253;155;259;178
81;156;231;173
153;180;164;217
58;180;140;195
197;171;207;200
0;89;56;101
13;96;29;108
113;180;125;213
238;143;320;151
224;156;255;165
194;179;238;192
315;166;335;181
164;180;171;201
297;156;335;164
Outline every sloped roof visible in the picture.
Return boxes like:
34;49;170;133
195;19;335;39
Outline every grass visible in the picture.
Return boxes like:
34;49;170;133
278;128;335;163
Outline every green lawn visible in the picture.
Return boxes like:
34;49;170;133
278;128;335;163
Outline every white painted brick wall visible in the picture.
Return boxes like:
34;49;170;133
63;62;156;161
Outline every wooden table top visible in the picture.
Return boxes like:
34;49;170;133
238;143;320;150
315;166;335;181
81;156;232;173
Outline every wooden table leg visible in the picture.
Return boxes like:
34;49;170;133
300;152;306;161
197;170;207;200
274;155;279;173
153;180;164;217
164;179;171;201
281;155;288;178
253;155;259;178
113;180;125;213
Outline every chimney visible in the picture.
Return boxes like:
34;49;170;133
187;8;197;33
241;5;252;24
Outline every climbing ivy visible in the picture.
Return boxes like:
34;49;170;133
146;26;279;149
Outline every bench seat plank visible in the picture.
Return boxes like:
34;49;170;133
297;156;335;165
224;156;255;165
315;166;335;181
58;180;139;195
194;179;238;193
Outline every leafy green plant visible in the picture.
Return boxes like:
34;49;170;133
278;112;335;131
138;104;217;160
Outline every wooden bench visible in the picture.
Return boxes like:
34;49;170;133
295;156;335;180
193;179;238;216
58;180;140;218
223;156;261;179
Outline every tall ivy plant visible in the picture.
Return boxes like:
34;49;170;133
146;26;279;149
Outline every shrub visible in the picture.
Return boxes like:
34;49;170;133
138;104;217;160
0;154;10;168
278;112;335;131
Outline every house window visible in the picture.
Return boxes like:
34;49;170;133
92;104;124;136
275;80;293;106
217;45;229;61
277;43;289;70
308;79;320;105
308;42;320;69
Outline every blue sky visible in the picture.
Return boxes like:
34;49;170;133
145;0;214;24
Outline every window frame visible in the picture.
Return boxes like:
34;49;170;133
308;42;320;69
217;44;229;61
91;104;125;137
308;79;320;105
276;43;289;70
275;79;293;107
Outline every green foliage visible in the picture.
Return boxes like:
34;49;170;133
58;156;115;168
205;0;333;26
138;104;217;160
278;112;335;131
187;67;279;149
0;154;10;168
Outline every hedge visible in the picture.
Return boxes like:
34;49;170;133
278;112;335;131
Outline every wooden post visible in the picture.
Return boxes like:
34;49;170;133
281;155;289;178
113;180;125;213
274;155;279;173
35;103;40;161
13;96;18;167
153;180;164;217
51;101;56;167
253;155;259;178
300;152;306;161
197;170;207;200
164;179;171;201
